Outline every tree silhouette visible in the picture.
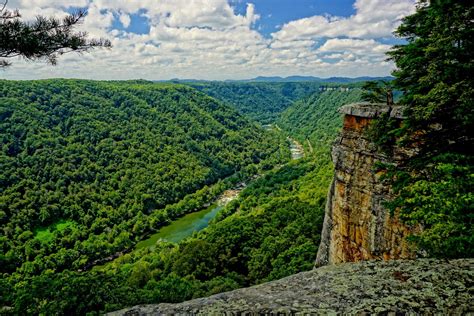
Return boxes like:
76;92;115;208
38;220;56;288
361;80;394;105
0;0;111;67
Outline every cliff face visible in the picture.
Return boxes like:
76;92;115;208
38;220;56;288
316;103;418;266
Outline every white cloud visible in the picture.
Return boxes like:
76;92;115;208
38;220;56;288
119;12;131;28
272;0;415;41
319;39;391;55
79;3;114;37
0;0;416;80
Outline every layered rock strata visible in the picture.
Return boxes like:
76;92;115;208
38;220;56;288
315;103;418;266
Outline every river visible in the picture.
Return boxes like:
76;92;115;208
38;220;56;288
263;124;304;160
135;131;303;249
135;184;243;249
87;129;301;268
288;137;304;159
135;204;224;248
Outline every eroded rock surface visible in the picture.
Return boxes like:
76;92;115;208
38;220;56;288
110;259;473;315
316;103;418;266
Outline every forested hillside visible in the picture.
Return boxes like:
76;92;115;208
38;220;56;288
0;81;359;314
0;79;289;303
278;89;363;155
0;80;365;314
187;82;325;123
6;160;329;314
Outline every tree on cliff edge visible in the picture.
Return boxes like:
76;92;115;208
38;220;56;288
386;0;473;258
361;80;394;105
0;0;111;68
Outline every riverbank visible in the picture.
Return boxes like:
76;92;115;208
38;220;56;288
135;182;248;248
87;131;291;269
216;180;248;205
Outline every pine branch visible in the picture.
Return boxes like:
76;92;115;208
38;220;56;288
0;5;111;67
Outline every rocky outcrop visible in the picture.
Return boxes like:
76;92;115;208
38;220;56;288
315;103;418;266
110;259;474;315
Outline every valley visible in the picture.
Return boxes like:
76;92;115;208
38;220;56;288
1;1;471;314
114;133;305;254
135;180;245;249
1;70;470;315
0;79;360;314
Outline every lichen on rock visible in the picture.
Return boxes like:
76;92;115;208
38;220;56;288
110;259;474;315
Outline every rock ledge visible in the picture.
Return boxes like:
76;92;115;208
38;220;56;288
110;259;473;315
339;102;405;119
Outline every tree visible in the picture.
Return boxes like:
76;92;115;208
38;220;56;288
361;80;394;105
388;0;473;154
0;0;111;67
384;0;473;258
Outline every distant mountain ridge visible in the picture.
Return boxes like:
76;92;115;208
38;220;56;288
158;76;394;84
244;76;394;83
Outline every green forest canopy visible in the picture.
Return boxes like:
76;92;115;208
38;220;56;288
186;81;360;124
0;79;288;280
1;79;360;313
278;89;363;155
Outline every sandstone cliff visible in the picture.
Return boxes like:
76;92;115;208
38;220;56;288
315;103;419;266
110;259;473;315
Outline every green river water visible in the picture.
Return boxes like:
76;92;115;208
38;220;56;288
135;204;224;249
134;136;297;250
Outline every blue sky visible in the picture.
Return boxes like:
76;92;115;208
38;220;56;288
108;1;357;37
110;9;150;35
235;0;356;37
2;0;416;80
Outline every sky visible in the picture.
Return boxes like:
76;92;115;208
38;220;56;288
1;0;416;80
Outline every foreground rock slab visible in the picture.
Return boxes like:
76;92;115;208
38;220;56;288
110;259;473;315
